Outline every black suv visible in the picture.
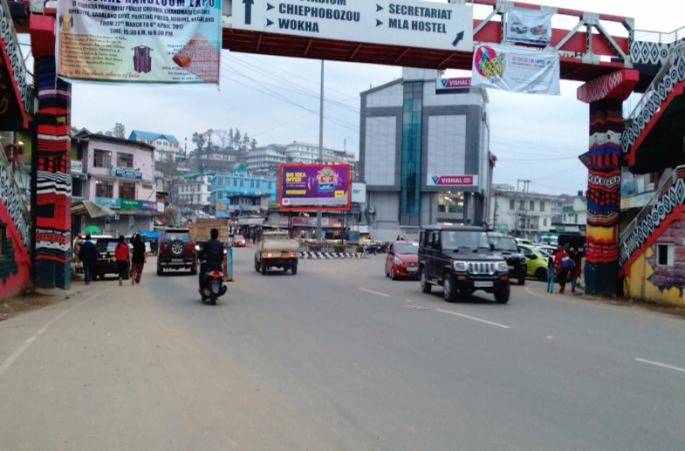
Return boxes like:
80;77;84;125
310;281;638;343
419;226;510;303
488;233;527;285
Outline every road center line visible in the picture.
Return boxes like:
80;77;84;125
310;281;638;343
359;287;391;298
434;308;511;329
0;288;109;378
635;358;685;374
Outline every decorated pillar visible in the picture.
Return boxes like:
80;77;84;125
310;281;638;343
30;15;72;289
577;70;639;295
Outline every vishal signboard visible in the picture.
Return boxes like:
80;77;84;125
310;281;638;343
231;0;473;52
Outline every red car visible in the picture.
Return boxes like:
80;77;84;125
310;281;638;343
385;241;420;280
232;234;247;247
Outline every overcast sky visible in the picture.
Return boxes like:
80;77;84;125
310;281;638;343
69;0;684;195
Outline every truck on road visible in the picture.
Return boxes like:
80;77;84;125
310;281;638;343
255;231;299;275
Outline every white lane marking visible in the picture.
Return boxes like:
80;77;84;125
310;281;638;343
635;358;685;374
0;288;109;378
359;287;391;298
434;308;511;329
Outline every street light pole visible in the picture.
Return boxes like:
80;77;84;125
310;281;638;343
316;59;324;241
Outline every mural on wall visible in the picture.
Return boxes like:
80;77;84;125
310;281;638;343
0;160;31;298
646;236;685;295
34;56;72;289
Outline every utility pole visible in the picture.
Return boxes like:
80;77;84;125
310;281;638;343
316;59;324;241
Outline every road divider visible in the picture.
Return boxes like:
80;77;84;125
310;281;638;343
300;251;366;259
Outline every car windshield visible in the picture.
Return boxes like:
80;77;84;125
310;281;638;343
441;230;491;252
489;236;518;251
394;243;418;255
164;232;190;243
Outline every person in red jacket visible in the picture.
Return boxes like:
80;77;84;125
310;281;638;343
114;235;130;286
553;244;573;294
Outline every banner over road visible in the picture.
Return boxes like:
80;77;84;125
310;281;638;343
57;0;222;83
471;44;560;95
231;0;473;53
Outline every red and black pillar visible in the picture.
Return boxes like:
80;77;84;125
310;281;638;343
577;70;639;295
30;15;72;289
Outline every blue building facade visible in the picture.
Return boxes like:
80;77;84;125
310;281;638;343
210;169;278;218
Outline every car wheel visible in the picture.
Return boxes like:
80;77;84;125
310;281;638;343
291;262;298;275
390;268;397;280
157;267;163;276
443;274;458;303
495;284;510;304
255;259;260;272
261;264;267;275
420;270;432;294
535;268;547;282
518;275;526;286
190;267;197;276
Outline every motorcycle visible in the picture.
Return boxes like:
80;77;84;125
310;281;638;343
200;266;227;305
196;244;228;305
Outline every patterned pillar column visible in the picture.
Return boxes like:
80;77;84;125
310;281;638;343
577;70;639;295
30;15;72;289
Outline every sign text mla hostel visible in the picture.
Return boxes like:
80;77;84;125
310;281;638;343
233;0;474;53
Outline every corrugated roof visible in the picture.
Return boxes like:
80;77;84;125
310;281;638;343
129;130;180;145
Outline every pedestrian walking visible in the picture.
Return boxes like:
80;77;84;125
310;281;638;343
546;253;555;293
553;244;573;294
570;247;583;293
130;234;147;285
79;234;97;285
114;235;130;286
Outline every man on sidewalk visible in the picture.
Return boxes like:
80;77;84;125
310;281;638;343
78;235;97;285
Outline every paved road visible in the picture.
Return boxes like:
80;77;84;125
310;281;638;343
1;248;684;450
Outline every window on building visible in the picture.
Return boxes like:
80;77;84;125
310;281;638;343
233;178;237;187
519;200;525;210
117;152;134;168
540;201;545;212
240;180;244;188
95;180;114;198
119;182;136;200
543;218;548;227
250;180;255;188
437;193;465;215
93;149;112;168
657;244;674;267
530;200;535;210
509;199;515;210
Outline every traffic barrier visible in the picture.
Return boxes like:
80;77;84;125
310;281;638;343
299;251;366;259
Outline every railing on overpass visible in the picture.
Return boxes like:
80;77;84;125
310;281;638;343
622;43;685;160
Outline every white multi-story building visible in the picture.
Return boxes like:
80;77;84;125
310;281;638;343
174;173;213;215
489;186;559;239
285;141;356;165
129;130;182;162
245;144;286;176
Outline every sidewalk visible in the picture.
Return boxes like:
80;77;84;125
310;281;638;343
0;280;91;322
524;279;685;319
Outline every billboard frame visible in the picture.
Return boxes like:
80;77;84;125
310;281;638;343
279;163;352;213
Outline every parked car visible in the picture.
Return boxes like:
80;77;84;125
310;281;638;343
419;225;510;303
488;233;527;285
93;237;129;280
536;244;556;257
518;244;550;281
157;228;197;275
232;234;247;247
385;241;420;280
255;231;299;275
